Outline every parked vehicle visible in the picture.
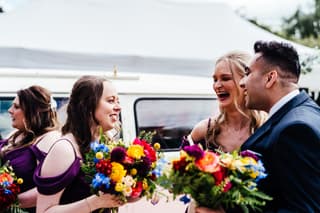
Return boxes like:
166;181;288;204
0;68;219;160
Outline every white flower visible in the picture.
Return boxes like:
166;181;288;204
122;175;135;186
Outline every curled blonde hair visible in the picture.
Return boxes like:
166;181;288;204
206;51;266;147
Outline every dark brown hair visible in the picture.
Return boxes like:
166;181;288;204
7;85;59;150
254;40;301;82
61;75;108;157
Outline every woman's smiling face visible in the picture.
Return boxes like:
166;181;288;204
213;60;244;110
94;81;121;132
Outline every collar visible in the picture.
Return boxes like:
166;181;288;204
268;89;300;118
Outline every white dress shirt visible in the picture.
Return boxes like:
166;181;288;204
268;89;300;119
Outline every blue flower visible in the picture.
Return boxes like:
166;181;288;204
2;180;10;187
102;176;111;189
4;188;12;194
92;173;107;189
152;158;168;177
179;195;191;204
90;141;109;153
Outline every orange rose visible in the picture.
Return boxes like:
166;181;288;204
195;151;220;173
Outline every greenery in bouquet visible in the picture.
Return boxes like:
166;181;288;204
0;160;24;212
81;130;167;206
157;144;272;213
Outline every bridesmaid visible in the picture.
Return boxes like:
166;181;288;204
0;85;60;212
184;51;267;213
34;75;124;213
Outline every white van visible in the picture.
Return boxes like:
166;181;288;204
0;68;219;159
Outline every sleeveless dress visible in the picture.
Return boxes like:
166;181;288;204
181;118;219;151
33;139;109;213
0;139;46;213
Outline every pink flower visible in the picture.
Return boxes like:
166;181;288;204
133;138;157;162
222;180;232;192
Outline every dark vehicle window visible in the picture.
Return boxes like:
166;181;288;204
0;97;68;138
134;98;219;151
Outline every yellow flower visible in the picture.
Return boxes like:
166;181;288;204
241;157;257;165
142;179;148;190
127;145;145;159
153;143;161;150
110;162;127;182
95;151;104;159
220;153;236;170
130;168;137;176
115;182;124;192
249;171;259;179
151;162;156;169
180;150;188;158
17;178;24;185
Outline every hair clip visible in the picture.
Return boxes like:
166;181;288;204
50;96;57;110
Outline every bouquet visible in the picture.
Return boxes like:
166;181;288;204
0;160;23;212
81;131;166;212
158;144;272;213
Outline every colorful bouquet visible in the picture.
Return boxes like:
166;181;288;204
0;160;23;212
158;144;272;213
81;131;166;210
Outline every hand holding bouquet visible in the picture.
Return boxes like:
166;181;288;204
81;131;166;207
158;144;272;213
0;160;23;212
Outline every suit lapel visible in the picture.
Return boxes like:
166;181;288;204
242;91;310;150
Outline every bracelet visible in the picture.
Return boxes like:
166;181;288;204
85;198;92;212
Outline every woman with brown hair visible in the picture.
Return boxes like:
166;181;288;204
34;75;124;213
0;85;60;212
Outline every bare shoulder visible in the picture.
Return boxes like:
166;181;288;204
36;130;61;153
40;139;76;177
190;118;212;142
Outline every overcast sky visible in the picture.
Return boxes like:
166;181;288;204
1;0;315;29
173;0;314;29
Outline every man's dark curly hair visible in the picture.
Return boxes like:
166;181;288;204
254;40;301;81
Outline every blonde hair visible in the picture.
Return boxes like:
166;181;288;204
206;51;266;147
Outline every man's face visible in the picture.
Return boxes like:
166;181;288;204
240;53;269;111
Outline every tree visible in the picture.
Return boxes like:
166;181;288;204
282;0;320;47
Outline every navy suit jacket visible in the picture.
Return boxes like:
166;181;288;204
241;91;320;213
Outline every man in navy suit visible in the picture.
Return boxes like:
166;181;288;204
240;40;320;212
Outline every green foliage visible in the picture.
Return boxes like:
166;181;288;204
300;52;320;74
282;0;320;41
138;130;156;144
2;206;29;213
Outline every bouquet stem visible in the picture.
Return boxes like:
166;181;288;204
110;207;119;213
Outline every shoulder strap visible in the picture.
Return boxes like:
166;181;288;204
33;134;47;146
47;138;77;158
206;117;212;136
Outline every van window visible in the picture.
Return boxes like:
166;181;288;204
0;97;68;138
134;98;219;151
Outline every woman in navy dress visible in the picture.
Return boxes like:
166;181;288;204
0;85;60;212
